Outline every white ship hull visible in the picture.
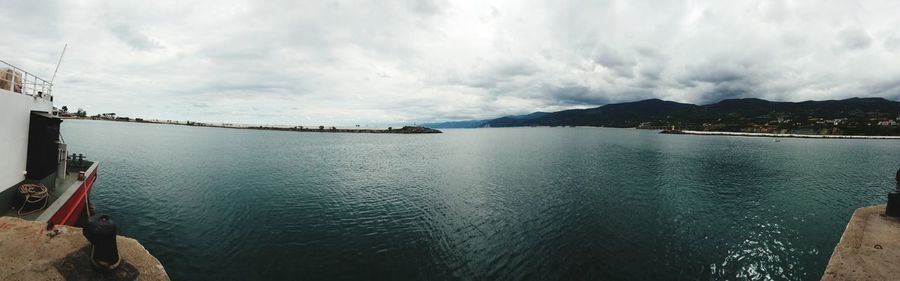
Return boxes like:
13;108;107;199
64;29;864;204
1;60;99;227
0;88;52;189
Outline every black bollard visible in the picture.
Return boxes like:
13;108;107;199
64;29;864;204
82;214;121;269
886;168;900;217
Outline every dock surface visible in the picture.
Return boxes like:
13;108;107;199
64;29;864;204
0;217;168;281
822;204;900;281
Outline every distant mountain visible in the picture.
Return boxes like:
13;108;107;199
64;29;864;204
421;119;486;128
423;112;549;128
484;99;700;127
476;97;900;135
508;112;550;120
423;97;900;135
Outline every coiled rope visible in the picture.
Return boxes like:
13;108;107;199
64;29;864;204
18;184;49;215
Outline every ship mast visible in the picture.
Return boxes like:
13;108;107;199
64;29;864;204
50;43;67;85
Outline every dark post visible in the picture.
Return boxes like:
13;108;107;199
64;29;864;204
886;168;900;217
82;214;121;269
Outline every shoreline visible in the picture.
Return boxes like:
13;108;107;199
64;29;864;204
672;130;900;139
63;117;442;134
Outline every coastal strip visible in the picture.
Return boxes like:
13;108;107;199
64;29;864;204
64;117;442;134
241;125;442;134
670;130;900;139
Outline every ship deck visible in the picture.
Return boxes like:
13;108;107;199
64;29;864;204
1;161;95;222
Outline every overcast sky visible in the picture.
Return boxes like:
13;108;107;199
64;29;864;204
3;0;900;126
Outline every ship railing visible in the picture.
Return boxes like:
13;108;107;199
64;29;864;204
0;59;53;101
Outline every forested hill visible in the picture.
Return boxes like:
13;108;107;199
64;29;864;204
429;97;900;135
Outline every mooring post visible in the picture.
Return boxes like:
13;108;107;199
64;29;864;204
885;168;900;217
82;214;121;269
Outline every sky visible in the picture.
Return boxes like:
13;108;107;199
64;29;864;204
3;0;900;126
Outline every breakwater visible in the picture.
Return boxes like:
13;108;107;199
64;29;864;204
663;130;900;139
63;117;441;134
243;125;442;134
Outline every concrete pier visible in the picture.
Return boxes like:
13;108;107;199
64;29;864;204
822;204;900;281
0;217;168;281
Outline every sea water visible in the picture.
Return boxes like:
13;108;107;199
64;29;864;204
62;120;898;280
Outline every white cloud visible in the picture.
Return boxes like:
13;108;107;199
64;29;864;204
2;0;900;125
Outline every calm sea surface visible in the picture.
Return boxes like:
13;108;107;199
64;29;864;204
62;120;898;281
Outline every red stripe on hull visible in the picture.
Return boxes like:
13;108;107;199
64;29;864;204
49;168;97;226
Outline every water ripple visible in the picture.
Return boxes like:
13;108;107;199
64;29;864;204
61;122;900;281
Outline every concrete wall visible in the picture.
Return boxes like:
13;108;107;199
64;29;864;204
0;89;52;189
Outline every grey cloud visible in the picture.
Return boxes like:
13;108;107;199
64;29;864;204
686;66;745;84
410;0;448;15
885;34;900;52
544;85;610;106
837;27;872;50
3;0;900;125
637;63;664;81
493;61;539;77
109;24;164;51
676;60;772;103
674;60;759;97
447;61;540;89
867;79;900;98
594;50;633;68
593;49;637;78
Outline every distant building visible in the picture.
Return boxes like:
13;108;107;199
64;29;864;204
827;118;848;126
878;120;898;127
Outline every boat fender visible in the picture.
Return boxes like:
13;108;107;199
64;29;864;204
82;214;121;270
